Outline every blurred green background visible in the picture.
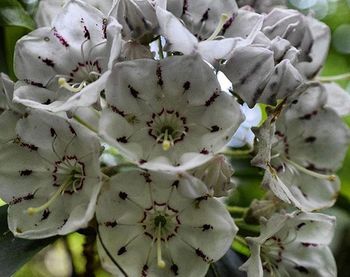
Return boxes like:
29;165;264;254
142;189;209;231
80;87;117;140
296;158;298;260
1;0;350;276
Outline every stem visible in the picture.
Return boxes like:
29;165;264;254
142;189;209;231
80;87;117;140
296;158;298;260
101;163;137;177
158;37;164;60
317;73;350;82
227;206;248;216
73;115;98;133
222;147;254;156
63;237;78;277
235;218;260;234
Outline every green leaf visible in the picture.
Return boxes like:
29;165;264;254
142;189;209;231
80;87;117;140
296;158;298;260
0;0;36;30
0;205;57;277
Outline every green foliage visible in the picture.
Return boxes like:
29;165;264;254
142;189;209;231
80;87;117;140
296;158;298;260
0;0;35;30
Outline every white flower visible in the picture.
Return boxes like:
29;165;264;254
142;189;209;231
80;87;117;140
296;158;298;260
221;36;303;108
191;154;235;197
99;54;244;171
96;169;237;277
110;0;158;41
166;0;239;41
252;84;350;211
240;211;337;277
0;109;101;238
14;0;122;112
262;8;331;79
35;0;114;27
155;3;262;64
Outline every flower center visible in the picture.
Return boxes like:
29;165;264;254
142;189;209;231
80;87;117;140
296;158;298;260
27;156;86;215
147;109;189;151
141;202;181;269
58;60;102;93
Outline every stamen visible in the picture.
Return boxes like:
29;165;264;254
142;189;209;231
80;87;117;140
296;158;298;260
27;178;71;215
206;13;230;41
58;78;86;93
284;158;336;181
157;223;166;269
162;129;173;151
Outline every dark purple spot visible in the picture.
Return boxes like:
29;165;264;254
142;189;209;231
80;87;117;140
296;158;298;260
50;128;56;137
119;191;128;200
41;58;55;67
183;81;190;91
195;248;211;263
305;136;316;143
156;64;163;87
41;209;51;221
200;9;210;22
205;91;219;106
170;264;179;275
20;170;32;176
294;265;309;274
141;172;152;183
200;148;209;155
68;124;77;135
128;85;139;98
102;18;108;39
202;224;213;231
105;221;117;228
296;222;306;230
116;136;128;143
172;180;179;188
139;159;147;164
83;26;90;40
301;242;318;247
210;125;220;132
142;265;148;277
117;246;127;255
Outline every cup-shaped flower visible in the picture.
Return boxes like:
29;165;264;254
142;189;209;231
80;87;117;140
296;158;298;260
96;169;237;277
262;8;330;79
221;40;303;108
240;211;337;277
110;0;158;41
252;84;350;211
156;4;262;64
167;0;238;41
35;0;114;27
0;109;101;238
99;54;244;171
14;0;122;112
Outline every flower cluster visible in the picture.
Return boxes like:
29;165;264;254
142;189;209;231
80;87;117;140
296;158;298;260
1;0;350;276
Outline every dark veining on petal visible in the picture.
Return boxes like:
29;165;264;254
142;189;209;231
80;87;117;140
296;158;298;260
53;27;69;47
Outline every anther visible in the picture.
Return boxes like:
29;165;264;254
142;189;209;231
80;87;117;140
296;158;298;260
58;77;86;93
